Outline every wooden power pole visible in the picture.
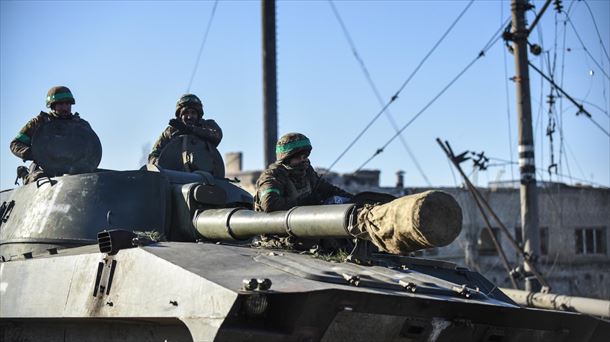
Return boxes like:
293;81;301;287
262;0;278;167
510;0;540;291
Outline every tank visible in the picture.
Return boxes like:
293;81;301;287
1;124;609;342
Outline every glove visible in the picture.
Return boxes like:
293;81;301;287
168;119;191;133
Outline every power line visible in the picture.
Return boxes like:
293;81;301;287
501;0;515;182
486;156;606;188
186;0;219;93
571;98;610;118
564;13;610;81
325;0;476;174
327;0;432;186
582;0;610;64
528;61;610;137
355;20;509;171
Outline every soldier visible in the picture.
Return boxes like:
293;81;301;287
10;86;92;184
254;133;353;213
148;94;222;167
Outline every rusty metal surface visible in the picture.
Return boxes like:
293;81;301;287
31;119;102;176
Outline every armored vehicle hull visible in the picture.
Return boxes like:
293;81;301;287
3;242;609;342
1;168;609;341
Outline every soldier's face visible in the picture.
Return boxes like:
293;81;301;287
53;102;72;117
180;108;199;125
288;152;310;168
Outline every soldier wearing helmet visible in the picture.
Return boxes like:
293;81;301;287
148;94;223;165
10;86;92;184
254;133;352;213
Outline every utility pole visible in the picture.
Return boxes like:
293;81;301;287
510;0;540;291
262;0;278;167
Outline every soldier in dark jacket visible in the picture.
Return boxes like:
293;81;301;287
10;86;92;184
255;133;352;213
148;94;222;166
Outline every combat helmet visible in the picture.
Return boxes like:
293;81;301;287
276;133;312;163
175;94;204;118
46;86;75;108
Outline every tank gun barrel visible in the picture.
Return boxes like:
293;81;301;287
193;204;355;241
193;190;463;255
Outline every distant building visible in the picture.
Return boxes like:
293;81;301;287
225;152;610;299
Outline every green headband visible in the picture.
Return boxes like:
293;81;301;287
276;138;311;154
47;92;73;103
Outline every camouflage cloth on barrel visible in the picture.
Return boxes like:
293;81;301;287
10;111;89;184
148;119;222;165
254;161;352;213
350;190;463;255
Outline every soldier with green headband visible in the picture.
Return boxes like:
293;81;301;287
148;94;222;166
254;133;352;213
10;86;92;184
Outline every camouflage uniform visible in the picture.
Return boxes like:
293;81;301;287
148;94;222;165
254;133;352;213
10;86;90;184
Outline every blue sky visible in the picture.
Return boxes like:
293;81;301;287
1;0;608;190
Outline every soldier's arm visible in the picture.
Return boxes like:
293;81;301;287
190;119;222;146
10;139;33;161
9;116;41;161
256;177;297;212
148;127;173;164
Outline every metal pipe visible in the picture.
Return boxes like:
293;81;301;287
193;204;355;241
500;288;610;318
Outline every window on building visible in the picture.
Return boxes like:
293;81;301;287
575;228;607;255
478;228;501;255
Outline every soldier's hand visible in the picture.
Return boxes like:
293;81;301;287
169;119;191;133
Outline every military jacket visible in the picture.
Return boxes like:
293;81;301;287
254;161;352;212
10;111;89;161
148;119;222;164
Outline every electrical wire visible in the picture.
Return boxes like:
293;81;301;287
564;14;610;81
582;0;610;64
571;98;610;118
186;0;219;92
327;0;432;186
325;0;476;174
486;156;607;188
356;33;505;172
501;0;515;182
528;61;610;137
